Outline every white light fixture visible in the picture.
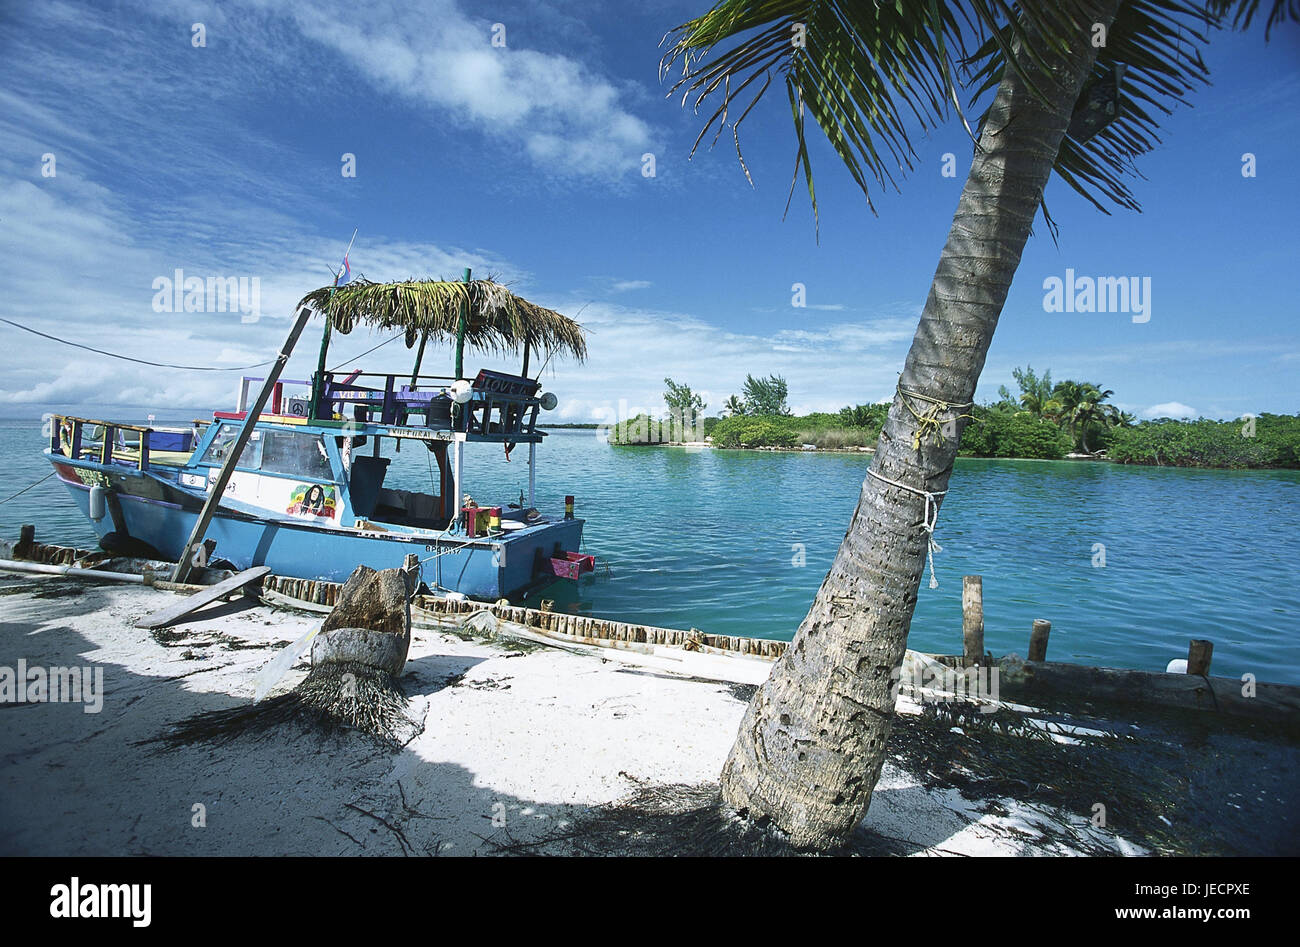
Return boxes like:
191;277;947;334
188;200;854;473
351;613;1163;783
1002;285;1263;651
449;379;473;404
539;391;558;411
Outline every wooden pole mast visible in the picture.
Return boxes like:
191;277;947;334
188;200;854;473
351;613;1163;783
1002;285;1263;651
453;266;472;380
171;304;314;583
310;228;357;420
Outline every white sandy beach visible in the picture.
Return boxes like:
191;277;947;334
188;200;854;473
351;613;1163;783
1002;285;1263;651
0;571;1142;856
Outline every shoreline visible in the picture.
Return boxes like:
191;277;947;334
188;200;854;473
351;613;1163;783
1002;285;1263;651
615;441;1300;470
2;571;1296;855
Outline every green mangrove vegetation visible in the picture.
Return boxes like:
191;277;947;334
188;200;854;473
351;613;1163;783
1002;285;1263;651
607;367;1297;469
1108;415;1300;468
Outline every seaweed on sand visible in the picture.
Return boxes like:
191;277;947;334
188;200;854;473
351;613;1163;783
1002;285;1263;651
515;697;1272;857
143;661;421;750
884;698;1268;856
486;782;825;857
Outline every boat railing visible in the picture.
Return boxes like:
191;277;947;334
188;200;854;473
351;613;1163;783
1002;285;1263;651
302;368;547;443
236;377;313;416
462;371;542;440
48;415;207;472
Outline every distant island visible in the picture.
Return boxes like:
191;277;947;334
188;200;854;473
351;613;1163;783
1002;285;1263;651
607;369;1299;470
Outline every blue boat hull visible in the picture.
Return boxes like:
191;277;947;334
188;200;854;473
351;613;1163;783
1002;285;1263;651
49;462;583;600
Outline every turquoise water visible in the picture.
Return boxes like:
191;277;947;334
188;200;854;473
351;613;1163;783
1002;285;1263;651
3;420;1297;684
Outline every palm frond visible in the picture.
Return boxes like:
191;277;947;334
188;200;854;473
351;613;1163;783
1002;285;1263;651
661;1;1099;233
967;0;1215;216
297;279;587;362
663;0;1295;229
1208;0;1300;39
662;0;980;232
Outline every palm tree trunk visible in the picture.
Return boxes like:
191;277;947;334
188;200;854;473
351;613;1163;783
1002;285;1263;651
719;0;1122;850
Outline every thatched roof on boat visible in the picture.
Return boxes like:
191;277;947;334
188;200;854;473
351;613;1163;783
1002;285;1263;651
298;278;587;361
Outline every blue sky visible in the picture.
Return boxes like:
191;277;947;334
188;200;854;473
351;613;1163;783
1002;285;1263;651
1;0;1297;424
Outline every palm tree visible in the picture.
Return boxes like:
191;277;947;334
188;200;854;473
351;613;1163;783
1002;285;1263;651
723;394;747;417
1072;383;1121;453
1052;379;1086;447
661;0;1292;849
1052;380;1118;451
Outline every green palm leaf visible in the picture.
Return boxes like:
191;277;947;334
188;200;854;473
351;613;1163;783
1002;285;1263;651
662;0;1296;229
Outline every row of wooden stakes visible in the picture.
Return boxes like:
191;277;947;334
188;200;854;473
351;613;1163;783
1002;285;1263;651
260;573;790;660
959;574;1214;674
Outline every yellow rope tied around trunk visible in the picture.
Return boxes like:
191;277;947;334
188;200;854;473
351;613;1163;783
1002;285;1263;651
867;385;971;589
866;468;948;590
897;386;974;451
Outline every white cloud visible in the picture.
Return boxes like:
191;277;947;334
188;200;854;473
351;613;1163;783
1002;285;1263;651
0;157;537;412
246;0;656;181
1144;401;1197;419
0;2;908;419
522;301;914;421
0;163;918;420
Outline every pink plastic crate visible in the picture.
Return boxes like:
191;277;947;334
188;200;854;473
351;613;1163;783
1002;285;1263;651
549;552;596;580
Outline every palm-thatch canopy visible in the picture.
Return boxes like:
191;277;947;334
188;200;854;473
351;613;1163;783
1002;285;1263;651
298;278;587;361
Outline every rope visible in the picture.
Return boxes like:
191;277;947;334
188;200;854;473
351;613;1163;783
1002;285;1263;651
0;317;275;371
326;332;403;372
0;471;54;505
866;468;948;590
897;385;974;451
411;531;495;598
868;385;972;589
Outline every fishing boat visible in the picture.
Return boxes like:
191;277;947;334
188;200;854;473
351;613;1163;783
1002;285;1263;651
41;271;595;600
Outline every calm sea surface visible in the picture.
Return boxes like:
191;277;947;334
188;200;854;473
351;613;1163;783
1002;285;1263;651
3;420;1297;684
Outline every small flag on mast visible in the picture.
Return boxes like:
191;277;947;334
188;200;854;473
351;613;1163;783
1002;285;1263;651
334;228;358;287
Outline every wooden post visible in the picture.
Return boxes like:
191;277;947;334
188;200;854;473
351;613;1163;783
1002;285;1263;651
171;304;314;583
16;524;35;560
310;229;357;421
528;441;536;508
453;267;472;381
403;553;419;595
1187;639;1214;676
1028;619;1051;662
962;575;984;666
409;329;430;389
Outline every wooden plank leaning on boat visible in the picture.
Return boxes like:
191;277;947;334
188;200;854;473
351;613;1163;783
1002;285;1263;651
134;566;271;629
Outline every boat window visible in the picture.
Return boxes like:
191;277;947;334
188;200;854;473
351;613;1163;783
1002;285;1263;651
260;430;333;480
199;424;264;469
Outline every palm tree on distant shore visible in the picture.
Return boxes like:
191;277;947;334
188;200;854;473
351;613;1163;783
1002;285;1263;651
662;0;1295;850
723;394;746;417
1058;382;1121;452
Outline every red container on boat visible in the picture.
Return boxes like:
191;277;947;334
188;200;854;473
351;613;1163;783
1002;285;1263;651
462;506;491;537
